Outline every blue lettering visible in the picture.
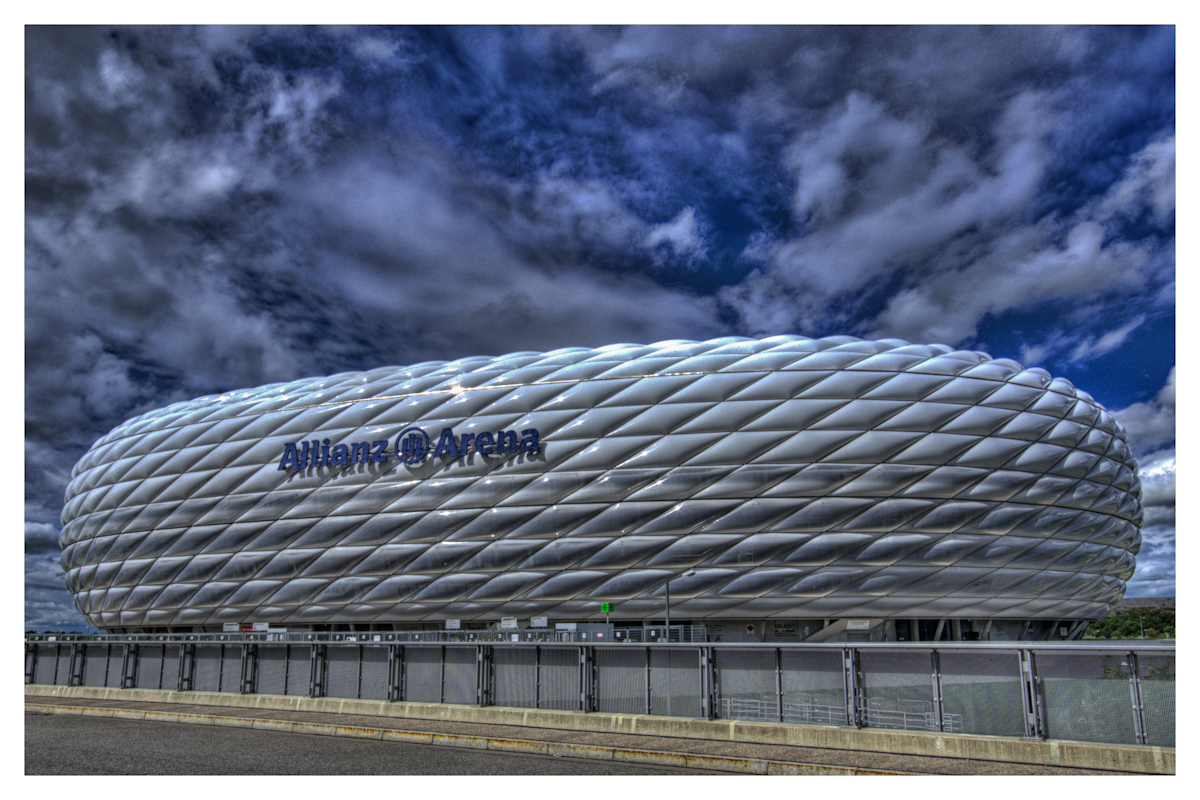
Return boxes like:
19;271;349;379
497;430;518;454
433;427;459;458
277;425;540;474
278;442;302;471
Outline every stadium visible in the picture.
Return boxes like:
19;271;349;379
58;335;1142;642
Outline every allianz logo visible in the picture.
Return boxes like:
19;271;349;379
278;426;541;471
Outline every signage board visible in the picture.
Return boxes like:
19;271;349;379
222;623;239;632
773;622;797;637
846;620;871;630
252;622;269;632
445;619;461;630
555;622;577;631
530;617;548;628
500;617;519;630
600;603;613;613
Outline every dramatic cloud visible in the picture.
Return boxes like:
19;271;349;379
25;26;1175;627
1114;367;1176;456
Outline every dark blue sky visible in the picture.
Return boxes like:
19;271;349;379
25;26;1175;628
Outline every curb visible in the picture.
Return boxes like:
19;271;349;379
26;702;912;776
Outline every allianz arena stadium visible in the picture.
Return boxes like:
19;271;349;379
58;336;1142;641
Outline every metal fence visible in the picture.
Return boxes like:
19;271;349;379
25;638;1174;748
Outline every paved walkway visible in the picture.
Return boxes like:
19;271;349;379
24;692;1137;775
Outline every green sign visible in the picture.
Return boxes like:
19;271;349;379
600;603;613;613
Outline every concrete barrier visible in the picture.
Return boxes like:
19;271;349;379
25;684;1173;774
26;700;909;776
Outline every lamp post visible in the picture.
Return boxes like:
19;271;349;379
664;570;697;642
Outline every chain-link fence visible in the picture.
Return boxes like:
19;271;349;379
25;638;1174;748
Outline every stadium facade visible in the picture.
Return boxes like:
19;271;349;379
58;336;1142;642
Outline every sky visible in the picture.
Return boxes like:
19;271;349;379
24;25;1175;630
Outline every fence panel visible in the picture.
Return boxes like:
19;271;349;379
55;646;74;686
193;645;223;693
938;650;1023;737
1137;651;1175;747
285;646;310;696
715;648;778;722
650;648;700;718
258;646;288;696
219;647;241;692
105;647;124;688
34;645;58;685
405;647;444;703
1037;652;1136;745
20;638;1176;751
163;646;181;691
859;650;937;732
539;648;578;711
83;644;109;687
136;645;165;690
360;647;389;701
597;647;647;714
325;646;361;699
493;647;537;709
780;649;846;726
443;647;477;705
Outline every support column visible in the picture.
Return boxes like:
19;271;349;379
699;647;715;720
240;644;257;694
121;643;138;689
843;647;862;728
477;645;493;707
930;650;945;732
775;647;784;722
1018;649;1046;739
1127;651;1147;745
178;643;195;691
308;644;326;698
645;646;652;715
69;643;86;686
24;642;37;684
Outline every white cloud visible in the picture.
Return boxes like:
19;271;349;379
25;521;63;555
353;36;400;62
1125;523;1174;599
721;96;1171;347
1114;368;1176;455
644;207;704;258
1070;315;1145;362
1097;134;1175;225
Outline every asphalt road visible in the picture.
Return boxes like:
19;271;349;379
25;711;715;775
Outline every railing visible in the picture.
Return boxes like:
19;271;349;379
24;638;1174;749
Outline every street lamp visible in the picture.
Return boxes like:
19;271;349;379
664;570;697;641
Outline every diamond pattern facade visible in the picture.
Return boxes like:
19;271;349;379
59;336;1142;631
